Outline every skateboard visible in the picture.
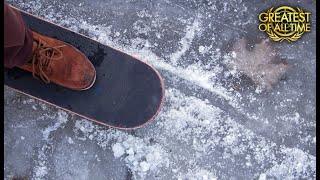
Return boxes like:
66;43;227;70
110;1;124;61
4;6;165;129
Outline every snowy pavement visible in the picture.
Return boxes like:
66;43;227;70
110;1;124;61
4;0;316;179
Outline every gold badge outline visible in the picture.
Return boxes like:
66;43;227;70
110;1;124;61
259;6;310;42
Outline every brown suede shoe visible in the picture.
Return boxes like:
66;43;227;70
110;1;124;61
18;31;96;90
11;176;27;180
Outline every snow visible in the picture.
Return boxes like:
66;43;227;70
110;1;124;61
260;148;316;179
40;103;48;110
112;143;125;158
41;111;68;141
68;137;75;144
178;168;217;180
4;0;316;179
73;119;170;178
140;161;150;172
170;18;200;65
34;166;47;180
32;105;37;110
258;173;267;180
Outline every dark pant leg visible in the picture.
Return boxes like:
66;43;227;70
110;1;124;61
4;2;33;68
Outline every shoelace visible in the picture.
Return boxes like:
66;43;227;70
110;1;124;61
32;37;66;83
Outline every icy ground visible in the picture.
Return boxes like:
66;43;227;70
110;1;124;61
4;0;316;179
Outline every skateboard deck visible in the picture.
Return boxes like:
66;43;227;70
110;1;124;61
4;7;165;129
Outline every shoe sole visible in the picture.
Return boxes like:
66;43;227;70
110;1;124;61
78;72;96;91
